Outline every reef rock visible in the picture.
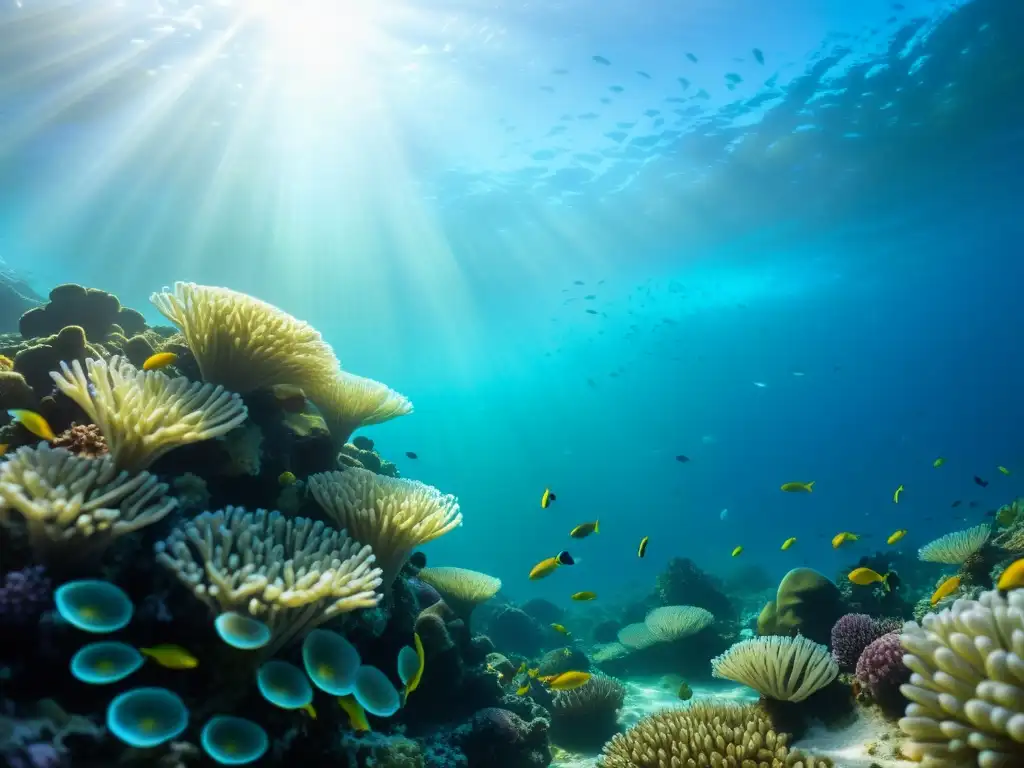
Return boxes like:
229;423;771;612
19;283;146;340
484;606;548;657
454;707;551;768
656;557;735;621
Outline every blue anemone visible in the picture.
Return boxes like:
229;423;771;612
301;629;360;695
106;688;188;748
353;665;401;717
256;660;313;710
214;612;271;650
70;642;143;685
201;715;269;765
54;580;133;634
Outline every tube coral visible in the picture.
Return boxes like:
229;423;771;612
155;506;383;655
711;635;838;703
50;356;248;473
306;370;413;447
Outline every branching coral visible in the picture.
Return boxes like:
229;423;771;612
0;444;177;566
917;523;991;564
414;566;500;626
155;506;383;655
50;356;248;473
711;635;838;702
899;588;1024;765
308;468;462;589
149;282;339;394
306;370;413;447
598;701;832;767
644;605;714;642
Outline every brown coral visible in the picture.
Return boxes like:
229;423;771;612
51;423;108;458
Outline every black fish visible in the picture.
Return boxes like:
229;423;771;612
974;476;989;488
574;280;585;285
592;55;611;66
557;550;575;566
584;294;596;300
636;70;651;79
675;455;690;463
951;500;962;508
406;451;418;459
753;48;764;64
585;309;598;315
969;501;979;509
686;52;698;63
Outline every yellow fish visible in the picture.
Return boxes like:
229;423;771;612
571;591;596;601
338;695;369;732
551;623;570;635
142;352;178;371
527;668;539;678
780;481;814;493
931;575;961;605
847;568;894;592
139;644;198;670
887;529;907;545
0;444;7;457
997;558;1024;591
637;536;649;558
541;671;591;691
569;521;599;538
406;632;425;694
731;546;743;557
781;537;797;551
530;557;561;580
893;484;904;503
7;409;55;441
998;466;1011;476
541;488;556;508
832;532;859;549
302;702;317;720
933;457;945;468
278;471;297;486
516;683;530;696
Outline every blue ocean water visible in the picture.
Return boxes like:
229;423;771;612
1;0;1022;609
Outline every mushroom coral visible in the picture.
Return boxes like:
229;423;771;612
50;356;248;473
711;635;838;703
155;506;383;656
414;566;500;626
644;605;714;642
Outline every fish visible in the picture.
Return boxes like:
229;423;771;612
569;521;599;538
530;557;560;580
887;529;907;545
686;52;698;62
832;532;860;549
0;444;6;457
951;500;962;508
592;55;611;65
974;476;989;488
406;633;425;694
678;680;693;701
571;591;596;601
406;451;418;459
753;48;764;64
139;644;198;670
753;381;767;388
585;309;598;315
541;488;557;508
847;568;895;592
6;410;56;441
541;671;591;691
997;558;1024;591
557;550;575;565
719;508;728;521
278;471;296;486
516;683;530;696
338;695;370;732
731;546;743;557
551;623;570;635
528;667;539;678
933;457;945;468
142;352;178;371
637;536;649;558
931;575;961;605
674;454;690;463
780;481;814;493
998;466;1011;476
781;537;797;551
893;484;904;503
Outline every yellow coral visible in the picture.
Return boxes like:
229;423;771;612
0;354;13;371
306;370;413;447
415;566;500;624
917;523;991;564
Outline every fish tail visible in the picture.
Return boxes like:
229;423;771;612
883;573;891;593
594;520;599;534
807;481;815;491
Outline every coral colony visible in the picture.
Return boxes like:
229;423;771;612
5;281;1024;767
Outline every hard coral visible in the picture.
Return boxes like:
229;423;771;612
13;325;90;396
830;613;899;672
51;423;108;458
855;631;908;717
551;674;626;751
456;707;551;768
19;284;146;340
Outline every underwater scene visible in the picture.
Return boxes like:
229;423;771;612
1;0;1024;766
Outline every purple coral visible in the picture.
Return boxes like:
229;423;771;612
0;566;52;626
830;613;902;672
855;631;910;715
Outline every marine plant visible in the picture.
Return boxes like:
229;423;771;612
414;566;501;626
308;468;462;589
899;587;1024;765
305;369;414;447
917;523;991;564
0;444;177;566
598;700;832;767
710;635;839;703
155;506;383;656
50;356;249;472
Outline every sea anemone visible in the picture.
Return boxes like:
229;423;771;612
917;523;991;564
711;635;838;702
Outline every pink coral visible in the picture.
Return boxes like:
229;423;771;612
855;631;909;715
830;613;903;672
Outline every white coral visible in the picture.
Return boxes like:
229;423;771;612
711;635;838;702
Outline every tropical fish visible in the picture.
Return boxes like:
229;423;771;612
752;48;764;64
997;558;1024;591
302;702;317;720
974;476;989;488
674;455;690;463
781;537;797;551
529;551;574;580
781;481;814;493
998;466;1011;476
893;484;904;503
731;546;743;557
931;575;961;605
557;551;574;565
569;521;599;538
677;680;693;701
887;529;907;545
637;536;649;558
997;505;1018;527
832;532;860;549
278;471;296;486
528;667;539;678
516;683;530;696
338;695;370;732
551;623;570;635
142;352;178;371
541;488;557;508
686;52;698;62
933;457;945;468
847;568;895;592
571;591;596;601
7;410;55;441
139;645;198;670
592;55;611;65
541;671;591;691
407;633;425;694
406;451;418;459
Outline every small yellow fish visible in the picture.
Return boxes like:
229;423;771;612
278;471;297;486
142;352;178;371
781;537;797;551
637;536;649;558
516;683;530;696
569;521;599;538
516;662;527;674
893;484;904;503
7;409;55;441
933;457;945;468
406;632;424;694
0;444;7;457
997;558;1024;591
541;671;591;691
832;532;860;549
302;702;317;720
551;623;570;635
541;488;557;508
527;668;539;678
139;644;198;670
731;546;743;557
780;481;814;493
338;695;369;732
998;466;1011;476
847;568;894;592
997;505;1018;527
887;529;907;545
529;557;560;580
571;591;596;601
931;575;961;605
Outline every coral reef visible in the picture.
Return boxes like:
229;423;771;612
455;707;551;768
50;423;108;458
484;605;548;656
19;284;146;340
655;557;735;621
550;674;625;752
711;635;839;703
854;631;909;717
830;613;902;672
0;258;42;333
757;568;844;646
0;565;51;626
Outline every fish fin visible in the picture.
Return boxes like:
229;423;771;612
807;481;815;491
883;573;891;593
594;520;599;533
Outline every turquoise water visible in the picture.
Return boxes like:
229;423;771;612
1;0;1021;608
